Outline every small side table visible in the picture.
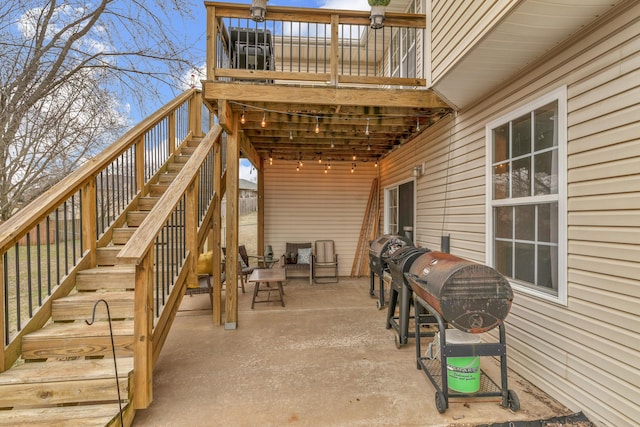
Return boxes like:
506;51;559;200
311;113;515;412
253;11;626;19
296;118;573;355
248;268;286;309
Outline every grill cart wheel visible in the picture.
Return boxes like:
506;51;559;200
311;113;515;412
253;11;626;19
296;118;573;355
435;391;447;413
508;389;520;411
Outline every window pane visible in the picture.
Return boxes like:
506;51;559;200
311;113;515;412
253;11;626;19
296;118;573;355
495;240;513;278
534;150;557;195
515;205;535;241
514;242;535;283
538;202;558;243
512;157;531;198
537;245;557;290
493;124;509;162
495;206;512;238
534;102;558;151
493;163;510;199
512;114;531;157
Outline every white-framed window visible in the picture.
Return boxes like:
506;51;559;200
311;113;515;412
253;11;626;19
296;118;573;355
384;179;415;237
385;187;398;234
485;86;567;304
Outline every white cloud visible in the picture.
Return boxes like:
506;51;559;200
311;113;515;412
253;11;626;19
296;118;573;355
180;64;207;90
240;160;257;182
319;0;370;11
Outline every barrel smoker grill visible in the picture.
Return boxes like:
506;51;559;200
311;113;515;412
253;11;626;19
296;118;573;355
385;246;434;348
368;235;412;309
404;251;520;413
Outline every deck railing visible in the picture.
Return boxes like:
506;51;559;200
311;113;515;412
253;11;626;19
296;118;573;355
117;124;222;408
0;89;207;372
206;2;426;87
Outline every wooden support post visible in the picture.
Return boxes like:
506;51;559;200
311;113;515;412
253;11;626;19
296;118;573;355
218;99;234;134
135;136;145;193
207;6;217;81
190;91;203;139
81;179;97;268
212;135;223;325
186;178;199;288
257;158;265;259
330;14;339;86
0;259;5;372
168;111;176;156
133;251;154;409
225;113;240;330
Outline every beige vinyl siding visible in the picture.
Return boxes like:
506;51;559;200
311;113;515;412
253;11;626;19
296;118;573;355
429;0;516;84
381;1;640;424
264;161;378;277
381;115;488;262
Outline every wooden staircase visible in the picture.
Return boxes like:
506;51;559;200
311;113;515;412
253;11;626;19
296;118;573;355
0;138;200;426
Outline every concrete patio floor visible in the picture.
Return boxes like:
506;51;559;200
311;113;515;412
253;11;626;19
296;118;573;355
133;277;574;427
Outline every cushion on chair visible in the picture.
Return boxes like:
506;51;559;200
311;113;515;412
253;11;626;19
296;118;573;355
297;248;312;264
197;251;213;275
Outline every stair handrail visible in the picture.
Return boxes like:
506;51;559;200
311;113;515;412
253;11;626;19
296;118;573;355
117;124;221;266
0;89;200;253
0;89;203;372
115;124;222;409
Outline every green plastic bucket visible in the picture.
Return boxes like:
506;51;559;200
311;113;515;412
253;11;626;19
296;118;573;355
445;330;481;393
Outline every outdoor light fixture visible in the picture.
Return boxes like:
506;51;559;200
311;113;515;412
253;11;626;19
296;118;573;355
416;116;421;131
367;144;371;151
369;1;389;30
261;110;267;128
330;139;335;148
250;0;267;22
269;151;273;165
351;163;356;173
365;117;370;136
289;125;293;140
412;165;422;177
240;108;246;124
352;149;356;161
374;159;378;168
315;116;320;134
370;13;384;29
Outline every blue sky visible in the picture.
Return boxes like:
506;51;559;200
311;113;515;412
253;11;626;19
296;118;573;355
156;0;372;181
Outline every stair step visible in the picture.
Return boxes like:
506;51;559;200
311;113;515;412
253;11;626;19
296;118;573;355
0;403;126;427
0;357;132;408
52;291;134;322
75;266;135;291
95;247;122;266
138;196;160;211
173;154;190;164
158;173;178;184
22;321;134;360
112;228;135;245
167;162;184;173
149;183;168;197
126;211;147;227
180;146;196;155
187;137;202;147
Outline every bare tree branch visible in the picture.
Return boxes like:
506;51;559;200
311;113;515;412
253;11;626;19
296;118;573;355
0;0;199;219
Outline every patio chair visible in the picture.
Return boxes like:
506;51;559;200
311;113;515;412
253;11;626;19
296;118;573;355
222;245;261;294
313;240;339;284
282;242;313;285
